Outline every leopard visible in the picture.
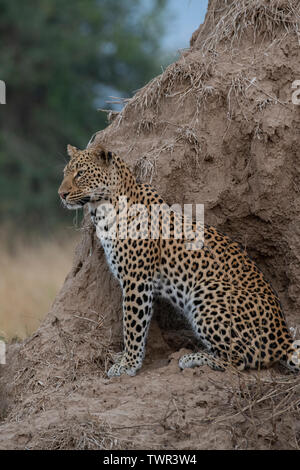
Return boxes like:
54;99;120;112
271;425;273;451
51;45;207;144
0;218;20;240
58;142;300;377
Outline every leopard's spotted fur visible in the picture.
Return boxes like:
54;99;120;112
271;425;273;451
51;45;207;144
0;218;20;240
58;143;300;377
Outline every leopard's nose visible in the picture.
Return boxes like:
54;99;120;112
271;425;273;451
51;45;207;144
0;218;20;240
59;191;69;200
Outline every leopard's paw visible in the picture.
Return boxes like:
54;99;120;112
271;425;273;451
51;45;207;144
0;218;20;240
179;352;225;371
107;362;138;378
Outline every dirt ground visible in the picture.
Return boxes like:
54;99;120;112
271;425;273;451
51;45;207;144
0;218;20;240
0;0;300;450
0;326;299;450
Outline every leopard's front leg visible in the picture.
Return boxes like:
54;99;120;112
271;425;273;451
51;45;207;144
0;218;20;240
107;277;154;378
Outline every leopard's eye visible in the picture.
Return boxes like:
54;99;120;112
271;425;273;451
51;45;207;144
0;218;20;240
76;170;84;178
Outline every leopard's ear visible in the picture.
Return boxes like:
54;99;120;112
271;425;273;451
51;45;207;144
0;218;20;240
67;144;78;159
92;145;113;166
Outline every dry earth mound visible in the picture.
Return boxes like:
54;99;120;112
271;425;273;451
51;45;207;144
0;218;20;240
0;0;299;449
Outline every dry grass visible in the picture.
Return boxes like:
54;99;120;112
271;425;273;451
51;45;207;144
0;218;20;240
129;59;213;116
0;232;78;342
180;364;300;449
33;414;124;450
211;370;300;449
199;0;300;54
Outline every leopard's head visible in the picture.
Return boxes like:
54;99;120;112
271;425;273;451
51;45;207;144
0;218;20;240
58;144;115;209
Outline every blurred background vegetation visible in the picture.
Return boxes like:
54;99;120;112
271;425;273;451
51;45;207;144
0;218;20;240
0;0;208;340
0;0;171;231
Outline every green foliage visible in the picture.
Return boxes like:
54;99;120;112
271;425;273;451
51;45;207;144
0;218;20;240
0;0;168;230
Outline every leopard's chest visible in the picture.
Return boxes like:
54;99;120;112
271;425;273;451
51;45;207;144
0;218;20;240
101;238;120;280
89;205;121;281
